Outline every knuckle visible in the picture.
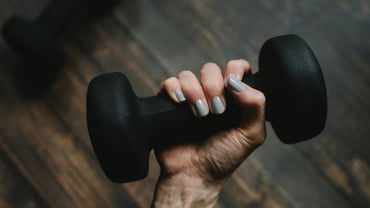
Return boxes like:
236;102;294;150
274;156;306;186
227;59;250;69
251;135;266;147
237;128;265;149
164;77;176;84
240;59;250;68
202;62;219;71
250;91;266;107
162;77;177;88
178;70;194;79
247;130;266;147
226;60;237;68
200;63;220;76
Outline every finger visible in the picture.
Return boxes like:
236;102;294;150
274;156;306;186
225;74;265;123
224;59;251;83
225;74;266;145
160;77;186;103
200;63;226;115
178;71;209;117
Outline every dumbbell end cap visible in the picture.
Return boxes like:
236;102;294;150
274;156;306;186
87;72;151;183
259;34;327;144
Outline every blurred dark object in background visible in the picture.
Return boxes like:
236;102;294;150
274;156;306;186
2;0;121;96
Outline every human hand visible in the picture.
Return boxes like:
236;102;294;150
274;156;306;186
152;59;266;208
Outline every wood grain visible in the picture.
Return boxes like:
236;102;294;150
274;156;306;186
0;0;369;207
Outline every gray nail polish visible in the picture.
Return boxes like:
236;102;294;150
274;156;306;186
211;96;225;114
175;89;186;102
195;99;209;117
228;74;245;92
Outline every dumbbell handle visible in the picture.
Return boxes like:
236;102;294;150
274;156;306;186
35;0;87;36
135;73;268;146
87;35;327;183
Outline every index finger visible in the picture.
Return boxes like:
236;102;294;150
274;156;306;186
224;59;251;82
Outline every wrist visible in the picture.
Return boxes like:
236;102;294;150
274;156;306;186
152;171;224;208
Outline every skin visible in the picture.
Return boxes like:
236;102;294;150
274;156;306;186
151;59;266;208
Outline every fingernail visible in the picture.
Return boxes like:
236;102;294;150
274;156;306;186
227;74;245;92
175;89;186;102
195;99;209;117
211;96;225;114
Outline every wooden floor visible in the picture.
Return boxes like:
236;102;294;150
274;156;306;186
0;0;369;207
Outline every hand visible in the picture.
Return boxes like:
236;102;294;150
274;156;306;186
151;60;266;208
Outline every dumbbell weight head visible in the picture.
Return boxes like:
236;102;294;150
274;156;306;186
87;0;122;17
2;15;66;67
1;0;84;67
2;0;122;94
2;0;122;57
257;35;327;142
2;16;66;94
87;34;327;183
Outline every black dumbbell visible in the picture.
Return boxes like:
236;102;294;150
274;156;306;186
86;34;328;183
2;0;121;94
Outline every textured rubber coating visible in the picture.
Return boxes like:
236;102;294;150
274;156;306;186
86;34;328;183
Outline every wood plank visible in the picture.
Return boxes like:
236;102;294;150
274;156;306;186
0;17;139;208
114;0;210;75
296;141;370;207
0;149;48;208
0;93;138;207
253;127;353;208
219;160;296;208
0;0;368;207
